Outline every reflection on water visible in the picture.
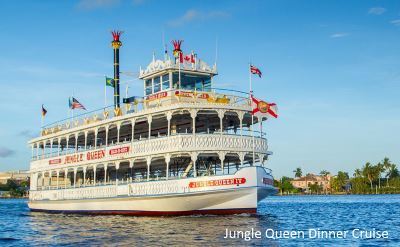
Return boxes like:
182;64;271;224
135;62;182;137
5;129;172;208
1;195;400;246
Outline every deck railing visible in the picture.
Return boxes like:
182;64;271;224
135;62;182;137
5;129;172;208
39;88;251;138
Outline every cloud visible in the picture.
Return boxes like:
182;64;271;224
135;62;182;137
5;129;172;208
77;0;120;10
330;33;349;38
368;7;386;15
168;9;230;27
0;147;15;158
390;19;400;26
18;130;37;139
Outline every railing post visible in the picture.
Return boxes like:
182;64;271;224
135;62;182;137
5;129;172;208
146;156;152;181
165;154;171;180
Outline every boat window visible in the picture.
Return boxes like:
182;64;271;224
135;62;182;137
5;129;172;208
172;72;211;91
154;76;161;93
172;73;179;89
145;79;152;87
162;74;170;90
145;86;152;95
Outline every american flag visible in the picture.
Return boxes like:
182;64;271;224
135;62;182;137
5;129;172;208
250;65;262;78
69;97;86;110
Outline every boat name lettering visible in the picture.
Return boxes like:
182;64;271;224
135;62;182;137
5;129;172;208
146;91;167;101
175;90;209;99
109;146;130;155
87;150;106;160
64;154;84;164
189;178;246;188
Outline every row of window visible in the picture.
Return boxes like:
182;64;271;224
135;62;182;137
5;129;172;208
145;72;212;96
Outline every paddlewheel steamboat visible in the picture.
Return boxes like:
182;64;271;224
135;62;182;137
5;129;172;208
28;32;277;215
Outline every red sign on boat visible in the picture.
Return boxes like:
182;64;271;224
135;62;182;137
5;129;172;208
189;178;246;188
49;158;62;165
109;146;130;155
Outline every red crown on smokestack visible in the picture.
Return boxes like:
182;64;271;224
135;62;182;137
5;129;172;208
111;30;123;49
172;40;183;57
112;30;123;41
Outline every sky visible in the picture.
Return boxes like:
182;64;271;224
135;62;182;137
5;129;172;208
0;0;399;178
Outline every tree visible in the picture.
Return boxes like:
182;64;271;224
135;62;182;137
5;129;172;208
376;162;385;188
362;162;375;190
293;167;302;178
353;168;362;178
320;170;330;177
309;182;322;194
388;164;399;180
383;157;392;187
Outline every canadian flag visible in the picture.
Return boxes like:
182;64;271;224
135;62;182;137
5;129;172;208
251;94;278;118
181;53;195;64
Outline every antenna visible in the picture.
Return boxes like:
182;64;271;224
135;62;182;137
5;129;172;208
214;36;218;66
162;30;168;60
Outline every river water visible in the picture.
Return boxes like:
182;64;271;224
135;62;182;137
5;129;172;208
1;195;399;246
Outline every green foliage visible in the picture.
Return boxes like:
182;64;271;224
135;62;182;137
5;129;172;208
350;157;399;194
293;167;302;178
309;182;322;194
275;176;300;194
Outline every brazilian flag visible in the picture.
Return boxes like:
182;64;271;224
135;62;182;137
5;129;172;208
106;77;115;87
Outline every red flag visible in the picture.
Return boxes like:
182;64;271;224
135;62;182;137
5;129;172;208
251;94;278;118
183;54;195;63
250;65;262;78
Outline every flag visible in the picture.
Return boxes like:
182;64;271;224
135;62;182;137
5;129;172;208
69;97;86;110
250;65;262;78
183;54;195;64
251;94;278;118
41;104;47;117
106;77;115;87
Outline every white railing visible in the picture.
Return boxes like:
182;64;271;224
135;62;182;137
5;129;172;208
31;134;267;169
38;88;251;138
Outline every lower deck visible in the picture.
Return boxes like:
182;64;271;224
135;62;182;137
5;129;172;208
29;166;277;215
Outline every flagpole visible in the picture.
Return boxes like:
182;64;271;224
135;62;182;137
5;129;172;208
178;53;181;90
104;76;107;109
71;90;74;121
249;62;255;166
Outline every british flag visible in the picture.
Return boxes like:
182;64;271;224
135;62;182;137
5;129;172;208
250;65;262;78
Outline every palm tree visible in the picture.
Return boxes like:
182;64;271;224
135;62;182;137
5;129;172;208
376;162;384;188
388;164;399;180
353;168;362;178
383;157;392;187
293;167;302;178
362;162;374;190
320;170;330;177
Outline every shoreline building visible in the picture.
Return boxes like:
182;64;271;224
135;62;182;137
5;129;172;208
0;170;29;185
291;174;331;193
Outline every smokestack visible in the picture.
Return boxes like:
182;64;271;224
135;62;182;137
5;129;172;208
111;30;123;109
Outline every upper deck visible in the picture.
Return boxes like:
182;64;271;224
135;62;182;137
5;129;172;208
28;39;271;177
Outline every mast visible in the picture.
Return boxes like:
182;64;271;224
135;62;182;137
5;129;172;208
111;31;123;109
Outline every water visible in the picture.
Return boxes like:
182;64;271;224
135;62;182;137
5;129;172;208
1;195;399;246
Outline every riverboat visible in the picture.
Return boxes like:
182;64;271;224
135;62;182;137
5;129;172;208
28;32;277;215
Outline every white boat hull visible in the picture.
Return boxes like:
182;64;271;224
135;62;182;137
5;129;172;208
28;166;277;216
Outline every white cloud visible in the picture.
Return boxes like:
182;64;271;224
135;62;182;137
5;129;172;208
330;33;349;38
77;0;120;10
368;7;386;15
168;9;230;27
390;19;400;26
